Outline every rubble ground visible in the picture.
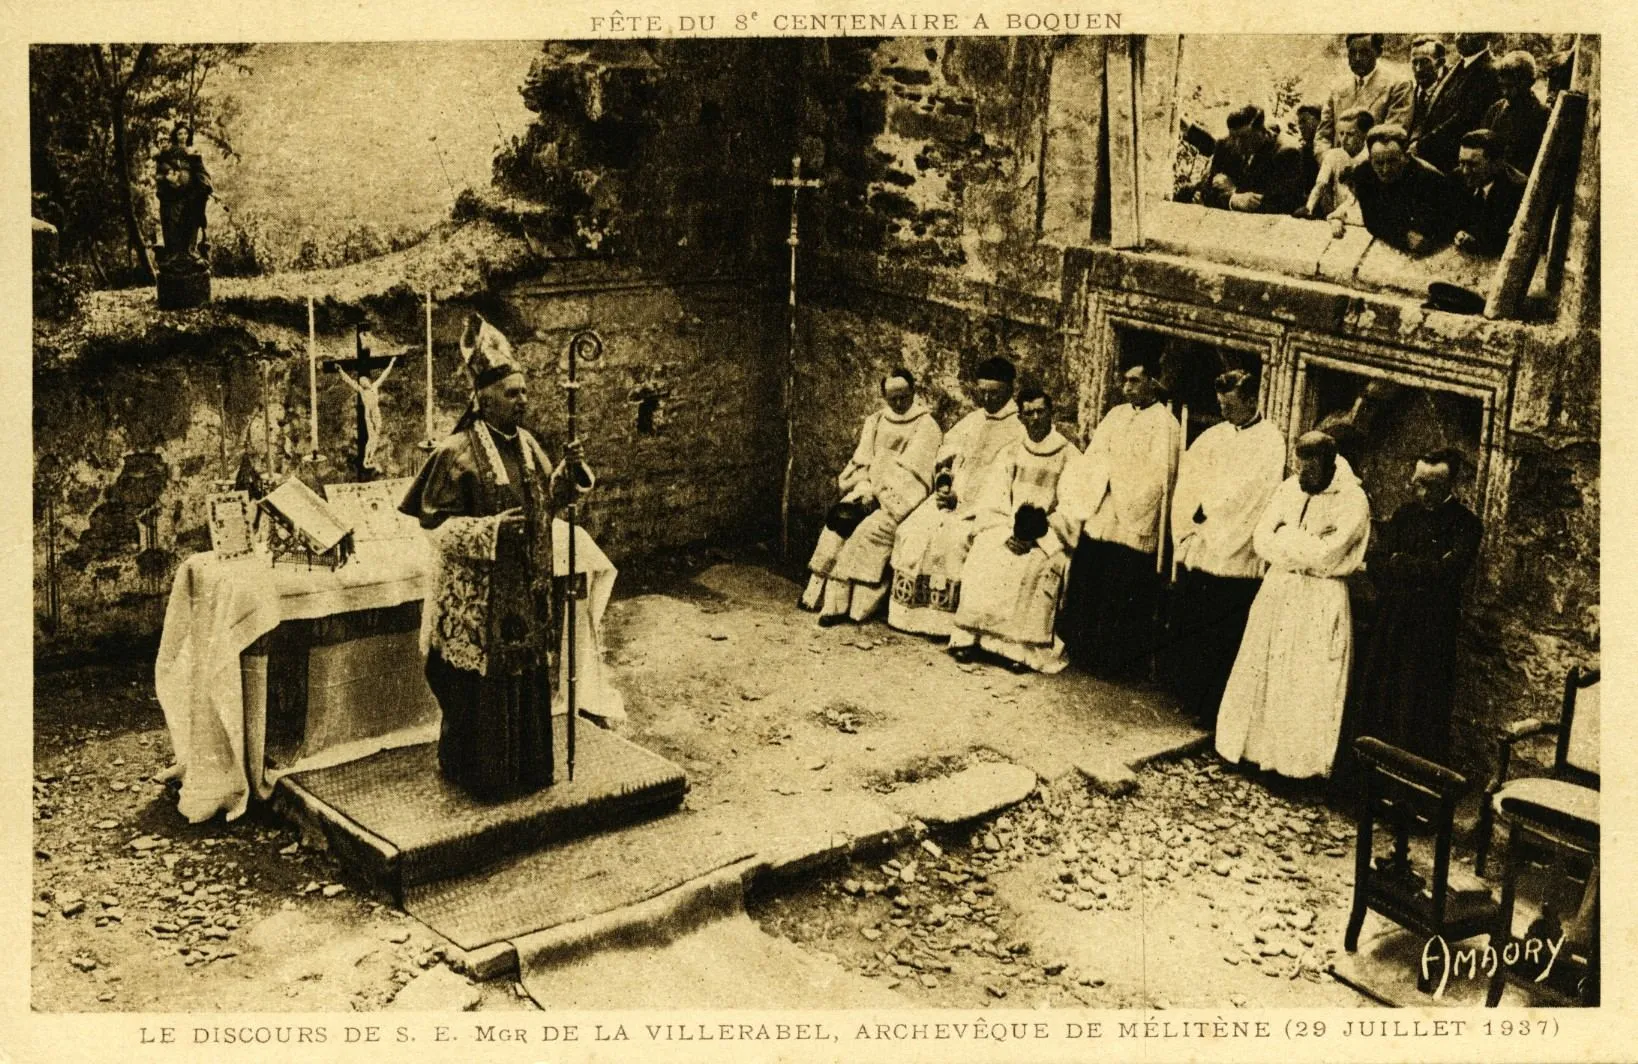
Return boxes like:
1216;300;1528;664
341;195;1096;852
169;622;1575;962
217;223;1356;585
752;755;1368;1009
30;663;527;1013
33;546;1309;1012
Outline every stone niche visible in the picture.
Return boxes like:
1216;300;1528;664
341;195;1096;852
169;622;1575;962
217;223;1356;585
1078;279;1515;534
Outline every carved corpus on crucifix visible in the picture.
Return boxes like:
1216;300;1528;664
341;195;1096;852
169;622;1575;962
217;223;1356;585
770;154;823;557
323;317;415;481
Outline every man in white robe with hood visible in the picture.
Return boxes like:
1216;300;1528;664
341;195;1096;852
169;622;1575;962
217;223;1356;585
1058;356;1181;678
948;385;1081;673
1168;369;1287;726
801;368;942;625
1215;430;1371;780
888;357;1024;637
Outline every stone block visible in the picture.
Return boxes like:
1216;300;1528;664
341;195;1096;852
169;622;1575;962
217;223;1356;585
1353;240;1492;302
883;763;1038;827
1182;211;1334;279
1142;200;1206;254
388;965;481;1011
448;940;519;982
1315;225;1375;286
1076;760;1138;796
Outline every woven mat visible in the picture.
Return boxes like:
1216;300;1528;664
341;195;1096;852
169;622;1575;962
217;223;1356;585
406;811;753;951
288;719;685;887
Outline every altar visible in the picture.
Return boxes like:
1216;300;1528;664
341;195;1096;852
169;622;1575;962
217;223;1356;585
154;522;624;824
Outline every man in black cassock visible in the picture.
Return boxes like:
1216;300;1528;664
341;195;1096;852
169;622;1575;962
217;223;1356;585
399;314;591;800
1352;448;1482;766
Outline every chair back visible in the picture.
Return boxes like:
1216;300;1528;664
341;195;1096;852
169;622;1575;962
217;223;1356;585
1558;666;1600;786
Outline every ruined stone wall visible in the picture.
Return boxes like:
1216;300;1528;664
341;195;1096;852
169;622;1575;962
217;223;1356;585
788;37;1083;532
33;278;783;653
764;32;1598;775
494;275;784;559
35;39;802;654
1457;319;1600;773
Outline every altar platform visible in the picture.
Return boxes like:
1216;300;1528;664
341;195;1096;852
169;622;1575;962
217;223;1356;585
277;716;687;903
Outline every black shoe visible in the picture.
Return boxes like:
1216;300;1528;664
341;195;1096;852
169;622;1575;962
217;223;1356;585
818;614;847;628
949;645;977;664
1003;658;1031;675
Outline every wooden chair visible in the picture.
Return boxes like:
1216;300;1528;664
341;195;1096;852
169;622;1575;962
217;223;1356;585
1485;795;1599;1006
1345;737;1499;992
1474;665;1600;876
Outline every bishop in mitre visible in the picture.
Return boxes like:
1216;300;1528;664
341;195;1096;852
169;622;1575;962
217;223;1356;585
399;314;602;800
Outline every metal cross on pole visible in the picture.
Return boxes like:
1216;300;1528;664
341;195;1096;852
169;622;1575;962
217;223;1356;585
770;154;823;559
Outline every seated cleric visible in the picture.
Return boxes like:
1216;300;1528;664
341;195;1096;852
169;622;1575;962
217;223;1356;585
399;314;593;801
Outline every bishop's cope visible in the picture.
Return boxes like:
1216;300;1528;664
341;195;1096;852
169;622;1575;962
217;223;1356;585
399;315;593;800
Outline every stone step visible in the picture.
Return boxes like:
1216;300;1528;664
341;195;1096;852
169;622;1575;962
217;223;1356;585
276;716;686;901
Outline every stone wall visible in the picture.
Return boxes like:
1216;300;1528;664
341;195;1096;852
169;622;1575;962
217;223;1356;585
787;37;1085;535
33;273;783;653
780;34;1599;778
35;39;804;654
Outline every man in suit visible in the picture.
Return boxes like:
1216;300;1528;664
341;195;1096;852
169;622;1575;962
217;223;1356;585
1453;129;1527;257
1483;50;1549;175
1315;34;1413;160
1411;33;1501;173
1406;36;1449;141
1339;123;1459;252
1200;104;1309;215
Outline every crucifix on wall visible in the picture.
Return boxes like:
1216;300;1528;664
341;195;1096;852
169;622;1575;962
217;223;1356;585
323;320;419;481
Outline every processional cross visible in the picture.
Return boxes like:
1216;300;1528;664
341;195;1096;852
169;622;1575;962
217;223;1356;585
771;155;823;558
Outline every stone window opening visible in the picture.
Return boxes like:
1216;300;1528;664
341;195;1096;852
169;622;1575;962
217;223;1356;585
635;395;661;435
629;381;670;436
1113;326;1265;447
1095;33;1597;322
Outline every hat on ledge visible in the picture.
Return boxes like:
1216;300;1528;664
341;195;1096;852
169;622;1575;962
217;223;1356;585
1424;282;1487;316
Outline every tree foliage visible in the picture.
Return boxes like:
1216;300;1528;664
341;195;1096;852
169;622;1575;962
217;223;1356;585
30;44;253;288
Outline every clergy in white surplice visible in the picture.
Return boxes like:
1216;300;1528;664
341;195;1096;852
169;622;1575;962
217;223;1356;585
1057;358;1181;678
1168;369;1287;727
948;386;1082;673
888;357;1025;637
800;369;942;625
1215;431;1371;780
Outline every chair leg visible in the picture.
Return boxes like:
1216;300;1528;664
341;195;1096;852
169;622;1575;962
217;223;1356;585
1487;826;1522;1008
1344;898;1367;953
1474;798;1494;877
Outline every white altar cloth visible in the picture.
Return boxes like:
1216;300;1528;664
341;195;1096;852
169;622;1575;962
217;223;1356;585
155;523;623;822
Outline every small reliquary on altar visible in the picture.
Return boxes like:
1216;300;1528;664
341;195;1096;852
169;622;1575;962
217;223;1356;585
258;476;355;569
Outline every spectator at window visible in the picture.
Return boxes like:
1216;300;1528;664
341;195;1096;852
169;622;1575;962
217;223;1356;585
1410;33;1501;173
1316;34;1413;160
1296;107;1373;222
1407;36;1449;142
1483;50;1549;176
1453;129;1527;257
1336;123;1458;253
1293;103;1323;192
1199;104;1308;215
